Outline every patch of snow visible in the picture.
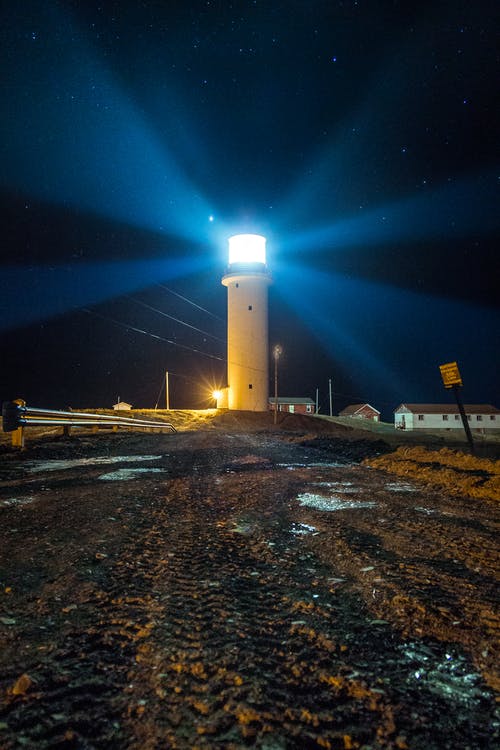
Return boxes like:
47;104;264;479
297;493;377;511
414;506;438;515
400;642;490;704
290;523;319;536
315;481;358;494
1;496;35;507
99;468;166;481
309;461;350;468
278;461;348;470
26;455;163;473
385;482;418;492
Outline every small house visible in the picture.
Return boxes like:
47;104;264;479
269;397;315;415
394;403;500;431
339;403;381;422
113;400;132;411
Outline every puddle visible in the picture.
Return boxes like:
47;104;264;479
385;482;419;492
229;515;260;535
98;468;166;481
25;455;163;473
1;496;35;507
290;523;319;536
225;455;272;472
230;523;255;535
297;493;377;511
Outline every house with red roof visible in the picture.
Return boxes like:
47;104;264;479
339;403;381;422
269;397;315;415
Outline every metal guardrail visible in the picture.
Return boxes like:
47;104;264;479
1;400;176;448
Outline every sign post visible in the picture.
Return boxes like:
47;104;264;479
438;361;474;454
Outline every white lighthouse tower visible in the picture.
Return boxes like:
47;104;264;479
221;234;272;411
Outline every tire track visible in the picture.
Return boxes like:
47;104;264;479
0;432;498;749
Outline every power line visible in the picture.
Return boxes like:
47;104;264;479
127;285;273;378
82;306;269;377
157;284;225;323
81;308;226;362
83;308;397;409
125;295;226;344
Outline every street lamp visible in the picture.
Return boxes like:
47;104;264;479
273;345;282;424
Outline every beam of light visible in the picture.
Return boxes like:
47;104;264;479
275;16;497;248
0;4;213;244
0;255;211;332
275;58;409;229
279;171;499;257
273;261;500;405
273;262;408;401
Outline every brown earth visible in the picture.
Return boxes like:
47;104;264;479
0;411;498;749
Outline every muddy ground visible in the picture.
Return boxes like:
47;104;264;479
0;412;498;749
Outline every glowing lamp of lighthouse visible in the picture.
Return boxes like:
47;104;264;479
221;234;272;411
228;233;267;265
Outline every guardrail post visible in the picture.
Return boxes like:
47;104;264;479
12;426;25;449
12;399;26;449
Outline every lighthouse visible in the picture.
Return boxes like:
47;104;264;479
221;234;272;411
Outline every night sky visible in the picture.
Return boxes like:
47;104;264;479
1;1;498;420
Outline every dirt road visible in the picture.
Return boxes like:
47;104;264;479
0;423;498;749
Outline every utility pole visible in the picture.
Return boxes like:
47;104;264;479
315;388;319;414
329;378;333;417
165;371;170;410
273;345;282;425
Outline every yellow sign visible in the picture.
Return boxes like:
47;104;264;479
439;361;463;389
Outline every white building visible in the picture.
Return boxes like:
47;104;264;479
394;403;500;431
113;400;132;411
220;234;272;411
